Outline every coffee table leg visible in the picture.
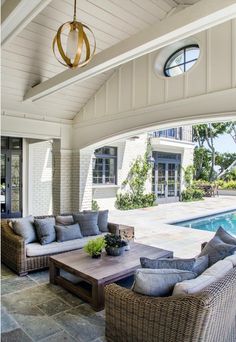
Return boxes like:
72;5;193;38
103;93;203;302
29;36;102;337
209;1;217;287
49;260;59;284
92;282;105;311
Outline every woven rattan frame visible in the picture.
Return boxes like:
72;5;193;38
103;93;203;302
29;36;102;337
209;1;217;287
1;215;126;276
105;268;236;342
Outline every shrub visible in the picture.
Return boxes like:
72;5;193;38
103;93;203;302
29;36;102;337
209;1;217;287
116;193;155;210
181;187;204;202
92;200;99;211
218;180;236;190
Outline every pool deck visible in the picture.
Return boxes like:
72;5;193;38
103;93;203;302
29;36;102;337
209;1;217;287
109;196;236;258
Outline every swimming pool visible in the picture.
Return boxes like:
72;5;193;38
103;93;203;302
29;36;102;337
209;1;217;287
173;210;236;236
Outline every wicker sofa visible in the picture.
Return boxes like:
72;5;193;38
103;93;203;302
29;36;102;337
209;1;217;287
105;263;236;342
1;215;131;276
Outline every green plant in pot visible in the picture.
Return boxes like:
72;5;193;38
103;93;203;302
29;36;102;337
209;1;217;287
84;237;105;258
104;234;127;256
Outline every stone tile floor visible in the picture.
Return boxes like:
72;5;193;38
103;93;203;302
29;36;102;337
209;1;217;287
1;264;106;342
1;196;236;341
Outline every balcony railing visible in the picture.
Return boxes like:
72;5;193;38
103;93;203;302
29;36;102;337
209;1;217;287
152;128;182;140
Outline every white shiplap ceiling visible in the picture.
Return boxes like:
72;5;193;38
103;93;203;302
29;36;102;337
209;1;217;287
1;0;201;121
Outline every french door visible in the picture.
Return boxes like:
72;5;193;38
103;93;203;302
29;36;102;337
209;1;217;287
1;137;22;218
153;162;181;203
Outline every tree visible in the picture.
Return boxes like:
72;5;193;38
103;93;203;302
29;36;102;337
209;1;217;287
226;121;236;144
194;147;211;180
193;123;230;181
215;152;236;173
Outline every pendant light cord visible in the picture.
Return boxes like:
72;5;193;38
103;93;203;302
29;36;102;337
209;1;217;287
73;0;77;21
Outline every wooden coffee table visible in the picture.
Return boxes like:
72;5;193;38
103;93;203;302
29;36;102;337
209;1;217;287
49;242;173;311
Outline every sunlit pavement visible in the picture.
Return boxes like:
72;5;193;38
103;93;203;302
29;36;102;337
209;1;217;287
109;196;236;258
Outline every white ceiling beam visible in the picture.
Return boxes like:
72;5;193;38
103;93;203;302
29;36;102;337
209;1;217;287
1;0;52;48
24;0;236;102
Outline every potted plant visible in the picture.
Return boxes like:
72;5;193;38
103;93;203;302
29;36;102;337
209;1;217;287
84;237;105;258
104;234;127;256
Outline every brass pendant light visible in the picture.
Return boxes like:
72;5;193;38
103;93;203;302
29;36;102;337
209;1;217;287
52;0;96;68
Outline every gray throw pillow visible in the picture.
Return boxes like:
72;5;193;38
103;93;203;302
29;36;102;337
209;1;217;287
215;226;236;245
73;212;100;236
34;217;56;245
83;210;109;232
199;235;236;266
55;223;82;242
132;269;196;297
98;210;109;232
56;215;74;226
140;256;209;276
11;216;36;244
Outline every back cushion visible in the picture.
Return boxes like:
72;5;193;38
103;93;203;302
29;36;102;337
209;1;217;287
133;268;196;297
56;215;74;226
199;235;236;266
215;226;236;245
34;217;56;245
73;212;100;236
83;210;109;232
140;255;208;276
173;259;233;296
11;215;36;244
55;223;82;242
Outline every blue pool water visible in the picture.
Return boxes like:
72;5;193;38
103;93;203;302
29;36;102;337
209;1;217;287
173;210;236;236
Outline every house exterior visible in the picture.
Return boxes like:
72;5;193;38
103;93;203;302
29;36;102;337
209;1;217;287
92;126;194;210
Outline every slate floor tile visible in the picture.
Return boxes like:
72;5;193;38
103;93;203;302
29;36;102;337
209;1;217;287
53;307;105;342
37;298;71;316
39;330;77;341
1;265;16;279
1;328;33;342
55;289;84;307
1;276;36;295
27;270;49;284
1;307;19;333
2;285;58;313
12;310;62;341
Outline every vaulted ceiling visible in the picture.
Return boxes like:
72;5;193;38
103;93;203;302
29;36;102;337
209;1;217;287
1;0;201;120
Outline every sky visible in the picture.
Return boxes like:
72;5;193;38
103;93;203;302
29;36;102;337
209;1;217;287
211;134;236;154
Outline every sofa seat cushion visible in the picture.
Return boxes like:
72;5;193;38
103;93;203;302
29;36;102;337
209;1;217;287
173;259;233;296
26;234;106;257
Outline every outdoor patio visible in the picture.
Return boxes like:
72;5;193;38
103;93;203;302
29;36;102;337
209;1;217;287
1;196;235;342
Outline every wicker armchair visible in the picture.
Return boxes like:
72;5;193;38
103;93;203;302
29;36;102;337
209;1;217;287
105;267;236;342
1;215;130;276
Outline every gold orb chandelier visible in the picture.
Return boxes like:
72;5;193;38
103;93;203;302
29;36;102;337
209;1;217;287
52;0;96;68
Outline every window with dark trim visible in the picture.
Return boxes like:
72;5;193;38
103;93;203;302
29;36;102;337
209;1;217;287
164;45;200;77
93;147;117;185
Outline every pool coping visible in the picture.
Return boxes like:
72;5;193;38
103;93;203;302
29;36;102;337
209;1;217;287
166;206;236;226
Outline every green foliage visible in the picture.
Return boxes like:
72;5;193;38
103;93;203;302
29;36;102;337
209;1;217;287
104;234;126;248
222;169;236;182
116;140;155;210
84;237;105;257
181;186;204;202
116;193;155;210
92;200;99;211
194;147;211;180
215;153;236;173
217;180;236;190
183;165;195;187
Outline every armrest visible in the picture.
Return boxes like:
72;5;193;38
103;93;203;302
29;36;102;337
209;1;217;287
107;223;134;239
1;220;26;274
105;284;209;342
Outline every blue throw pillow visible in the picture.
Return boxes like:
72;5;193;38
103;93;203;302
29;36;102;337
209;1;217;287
11;215;36;244
55;223;83;242
34;217;56;245
73;212;100;236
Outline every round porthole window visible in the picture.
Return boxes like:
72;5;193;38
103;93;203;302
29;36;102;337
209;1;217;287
164;44;200;77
